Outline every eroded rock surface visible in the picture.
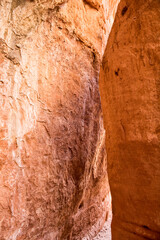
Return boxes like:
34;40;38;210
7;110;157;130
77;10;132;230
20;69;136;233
0;0;119;239
100;0;160;239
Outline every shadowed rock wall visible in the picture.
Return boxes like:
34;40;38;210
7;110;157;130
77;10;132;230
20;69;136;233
100;0;160;239
0;0;119;239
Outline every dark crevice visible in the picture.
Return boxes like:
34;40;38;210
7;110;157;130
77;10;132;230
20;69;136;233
79;201;84;209
83;0;100;10
143;225;149;230
115;68;120;76
121;6;128;16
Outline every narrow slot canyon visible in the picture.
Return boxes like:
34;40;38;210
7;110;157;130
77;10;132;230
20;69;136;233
0;0;160;240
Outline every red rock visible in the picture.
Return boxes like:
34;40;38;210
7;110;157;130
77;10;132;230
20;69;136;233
0;0;119;239
100;0;160;239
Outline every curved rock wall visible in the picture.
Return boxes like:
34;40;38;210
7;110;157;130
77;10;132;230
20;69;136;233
0;0;119;239
100;0;160;239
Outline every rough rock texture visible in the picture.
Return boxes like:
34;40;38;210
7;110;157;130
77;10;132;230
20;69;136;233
83;194;112;240
0;0;119;239
93;210;112;240
100;0;160;239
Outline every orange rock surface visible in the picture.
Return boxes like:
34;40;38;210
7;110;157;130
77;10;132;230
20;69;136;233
100;0;160;239
0;0;119;239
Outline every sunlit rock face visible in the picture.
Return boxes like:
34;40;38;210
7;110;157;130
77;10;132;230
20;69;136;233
0;0;119;239
100;0;160;239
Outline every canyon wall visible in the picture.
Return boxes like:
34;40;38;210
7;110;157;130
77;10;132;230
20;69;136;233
0;0;119;239
100;0;160;239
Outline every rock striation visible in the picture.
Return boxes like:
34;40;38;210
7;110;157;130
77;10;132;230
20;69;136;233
0;0;119;239
100;0;160;239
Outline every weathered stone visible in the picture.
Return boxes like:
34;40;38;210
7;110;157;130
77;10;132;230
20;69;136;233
100;0;160;239
83;0;101;10
0;0;119;239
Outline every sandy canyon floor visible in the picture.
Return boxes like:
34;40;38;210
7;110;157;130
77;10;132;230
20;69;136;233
93;211;112;240
83;211;112;240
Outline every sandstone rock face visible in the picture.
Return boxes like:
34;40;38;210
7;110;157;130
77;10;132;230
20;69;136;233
0;0;119;239
100;0;160;239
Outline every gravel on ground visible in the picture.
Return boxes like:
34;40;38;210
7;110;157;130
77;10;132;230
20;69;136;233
93;211;112;240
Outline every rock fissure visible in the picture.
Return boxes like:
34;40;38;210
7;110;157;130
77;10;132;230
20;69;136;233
83;0;100;10
114;218;160;240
